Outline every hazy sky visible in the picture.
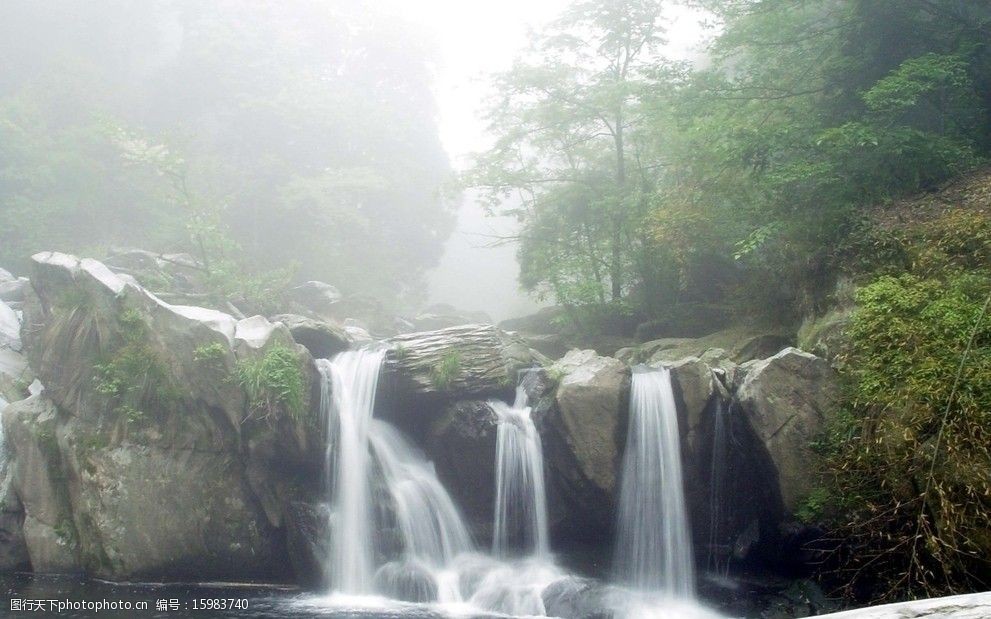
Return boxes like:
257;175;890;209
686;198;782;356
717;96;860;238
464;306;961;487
383;0;709;321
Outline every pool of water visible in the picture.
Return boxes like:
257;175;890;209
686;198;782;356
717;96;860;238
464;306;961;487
0;573;507;618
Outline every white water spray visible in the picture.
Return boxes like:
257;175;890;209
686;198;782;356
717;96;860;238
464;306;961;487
615;366;695;598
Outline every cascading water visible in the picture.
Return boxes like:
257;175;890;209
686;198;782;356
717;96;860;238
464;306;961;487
614;366;695;598
319;349;385;594
319;348;476;600
706;399;730;575
316;350;719;618
368;420;474;567
489;371;550;559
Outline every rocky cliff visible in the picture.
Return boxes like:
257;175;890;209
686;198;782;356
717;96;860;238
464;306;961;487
0;251;841;589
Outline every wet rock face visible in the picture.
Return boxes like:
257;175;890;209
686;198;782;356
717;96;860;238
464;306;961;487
550;350;630;496
537;350;630;543
285;501;331;589
376;323;547;450
383;324;545;401
541;576;615;619
2;396;79;574
2;251;323;581
735;348;839;511
425;400;499;540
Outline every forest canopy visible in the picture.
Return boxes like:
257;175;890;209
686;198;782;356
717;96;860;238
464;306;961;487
0;0;454;308
470;0;991;328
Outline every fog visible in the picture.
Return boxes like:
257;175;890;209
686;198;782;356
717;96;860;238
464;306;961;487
3;2;990;612
0;0;709;323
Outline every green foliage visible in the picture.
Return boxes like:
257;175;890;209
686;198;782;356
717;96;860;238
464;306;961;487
193;341;229;373
392;343;409;362
93;309;179;424
53;519;77;546
235;345;305;421
473;0;990;327
795;486;832;525
815;272;991;601
468;0;669;308
430;351;462;390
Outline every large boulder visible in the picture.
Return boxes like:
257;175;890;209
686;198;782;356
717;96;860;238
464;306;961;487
0;277;28;305
0;299;32;404
499;307;638;359
2;396;79;573
626;327;794;366
0;397;31;572
668;357;725;456
663;355;784;567
271;314;351;359
499;306;569;335
550;350;629;495
411;303;493;332
379;324;547;439
5;251;323;580
102;249;219;306
288;280;342;315
736;348;839;512
538;349;630;542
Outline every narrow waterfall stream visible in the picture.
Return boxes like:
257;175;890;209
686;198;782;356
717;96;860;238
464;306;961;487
614;366;696;598
706;399;730;575
489;372;550;559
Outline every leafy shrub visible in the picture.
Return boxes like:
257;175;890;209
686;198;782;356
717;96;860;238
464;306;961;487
93;309;179;424
193;341;229;372
815;272;991;601
430;351;462;390
236;344;305;421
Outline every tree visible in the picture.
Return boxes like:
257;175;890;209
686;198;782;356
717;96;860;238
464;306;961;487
469;0;669;309
647;0;989;319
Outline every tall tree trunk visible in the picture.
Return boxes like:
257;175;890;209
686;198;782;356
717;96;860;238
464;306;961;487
611;115;625;301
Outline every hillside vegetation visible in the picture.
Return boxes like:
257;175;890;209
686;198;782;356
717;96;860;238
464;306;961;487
470;0;991;604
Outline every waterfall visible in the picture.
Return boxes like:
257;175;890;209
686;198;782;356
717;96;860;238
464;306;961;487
706;399;729;575
319;348;475;598
368;420;474;567
614;366;695;598
320;349;385;594
489;372;550;559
